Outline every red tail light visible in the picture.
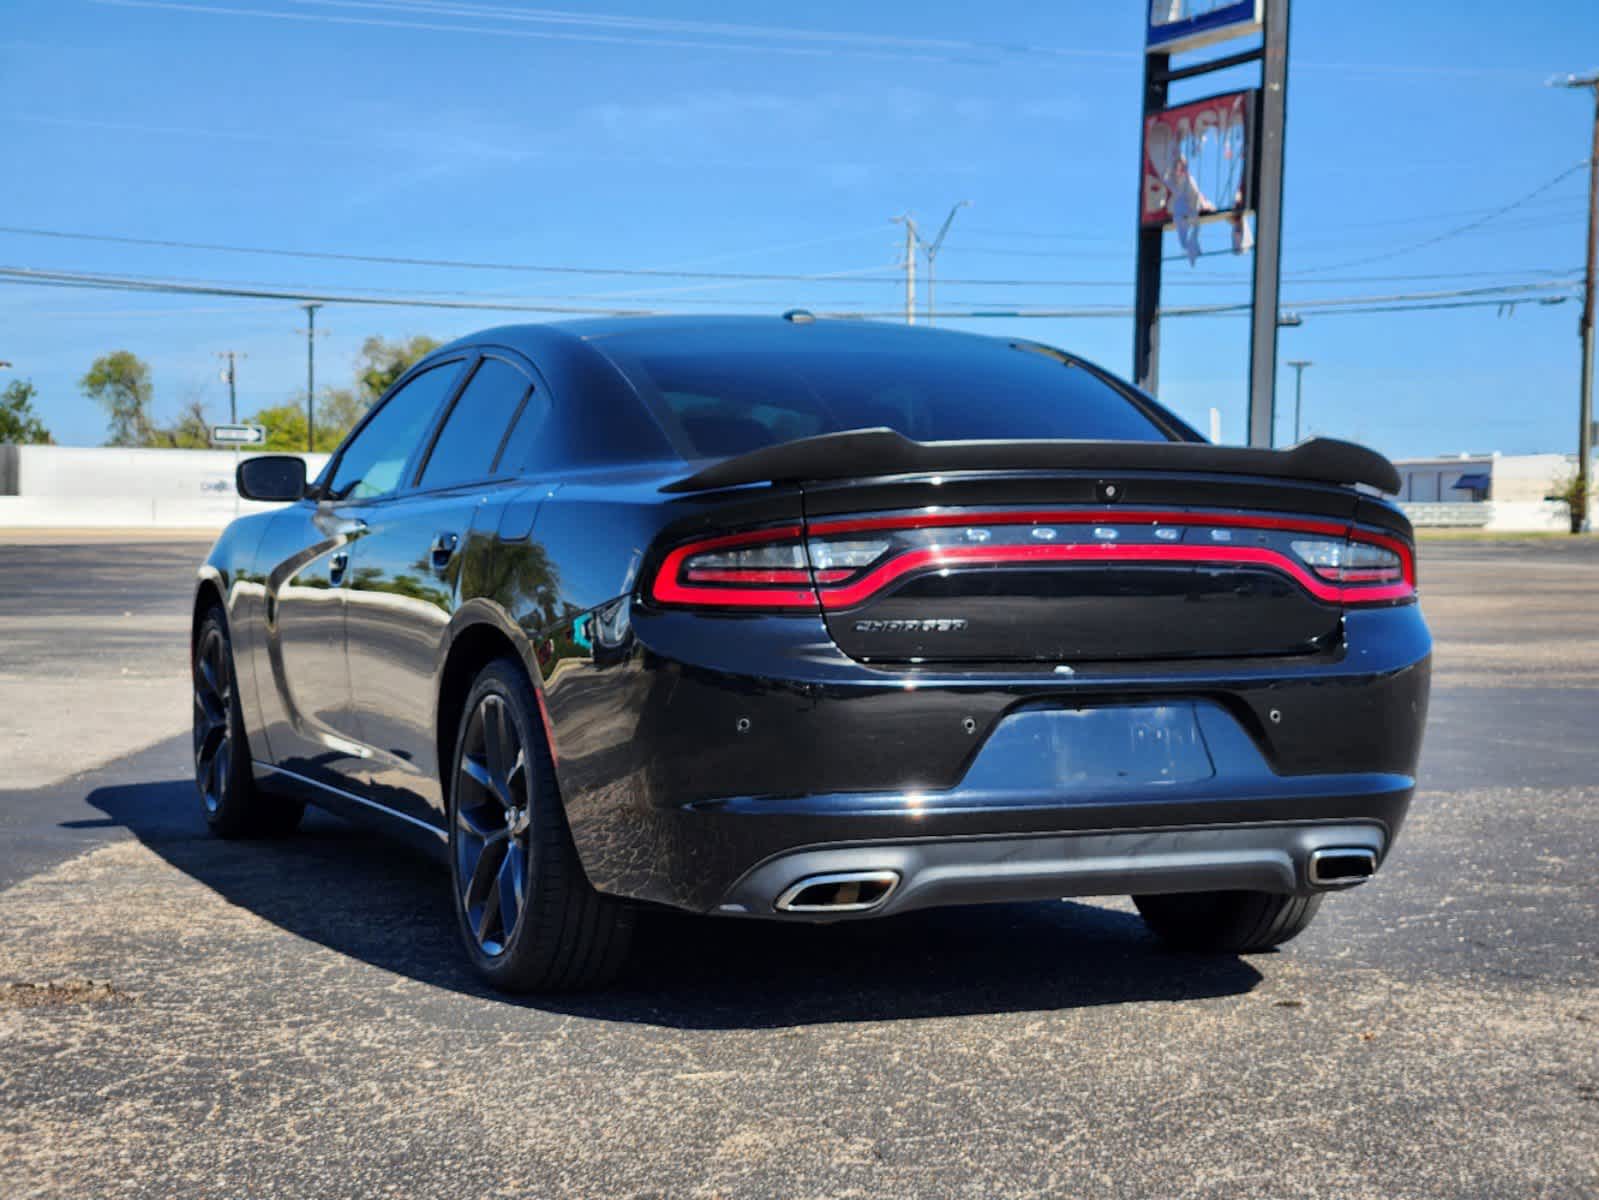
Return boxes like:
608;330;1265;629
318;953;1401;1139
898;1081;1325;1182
650;525;817;608
649;510;1416;610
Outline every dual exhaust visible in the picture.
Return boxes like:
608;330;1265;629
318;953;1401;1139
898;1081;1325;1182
1307;847;1378;887
775;871;899;913
774;849;1377;913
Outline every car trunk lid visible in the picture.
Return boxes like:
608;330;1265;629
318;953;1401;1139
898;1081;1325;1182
798;469;1407;665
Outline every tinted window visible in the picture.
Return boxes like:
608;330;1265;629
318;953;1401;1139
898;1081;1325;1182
327;361;463;501
491;377;553;476
610;334;1171;457
418;357;532;489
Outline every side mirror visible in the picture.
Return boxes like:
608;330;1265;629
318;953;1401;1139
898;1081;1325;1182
236;455;308;503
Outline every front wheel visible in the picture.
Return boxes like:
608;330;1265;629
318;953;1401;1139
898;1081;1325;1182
193;607;304;838
447;658;633;992
1133;890;1323;953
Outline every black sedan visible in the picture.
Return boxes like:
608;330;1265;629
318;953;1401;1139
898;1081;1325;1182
197;316;1430;991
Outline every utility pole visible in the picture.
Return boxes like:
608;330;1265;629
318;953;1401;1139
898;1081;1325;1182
1551;71;1598;533
892;216;918;325
922;201;969;326
300;303;323;452
216;351;245;423
1286;359;1312;442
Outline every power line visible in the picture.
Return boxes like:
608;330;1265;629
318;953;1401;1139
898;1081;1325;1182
93;0;1143;65
0;264;1577;322
967;198;1582;243
0;223;907;283
952;211;1587;260
0;225;1580;293
1295;160;1593;272
93;0;1553;79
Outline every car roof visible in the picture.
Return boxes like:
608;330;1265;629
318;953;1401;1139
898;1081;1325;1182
441;314;1016;363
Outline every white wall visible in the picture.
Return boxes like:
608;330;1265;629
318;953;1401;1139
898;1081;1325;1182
0;445;330;529
1488;453;1573;504
1395;452;1596;531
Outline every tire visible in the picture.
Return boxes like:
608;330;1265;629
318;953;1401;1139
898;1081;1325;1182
192;607;304;838
1133;890;1323;953
447;658;633;992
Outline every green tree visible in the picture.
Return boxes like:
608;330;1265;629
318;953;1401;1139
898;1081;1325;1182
244;334;440;455
1551;470;1589;535
250;399;348;452
317;387;368;445
357;335;440;404
0;379;53;445
81;350;155;446
160;397;214;449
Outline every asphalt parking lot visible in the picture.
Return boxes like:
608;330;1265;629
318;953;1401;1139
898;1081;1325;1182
1;534;1596;1199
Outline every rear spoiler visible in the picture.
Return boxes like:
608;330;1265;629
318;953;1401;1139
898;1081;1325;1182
661;428;1401;496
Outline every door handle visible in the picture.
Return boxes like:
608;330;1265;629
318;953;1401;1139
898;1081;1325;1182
430;531;460;575
329;551;350;586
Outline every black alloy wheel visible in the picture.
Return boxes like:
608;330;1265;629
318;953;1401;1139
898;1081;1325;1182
447;658;633;991
192;607;303;838
192;619;236;818
453;693;532;957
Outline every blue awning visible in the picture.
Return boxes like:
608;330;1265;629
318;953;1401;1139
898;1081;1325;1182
1453;473;1490;491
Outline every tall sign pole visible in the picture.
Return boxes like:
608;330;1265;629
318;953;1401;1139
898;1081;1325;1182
1133;50;1169;394
1135;2;1286;447
1246;0;1291;448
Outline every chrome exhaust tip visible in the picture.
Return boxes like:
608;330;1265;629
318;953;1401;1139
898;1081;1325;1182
1307;847;1378;888
774;870;900;913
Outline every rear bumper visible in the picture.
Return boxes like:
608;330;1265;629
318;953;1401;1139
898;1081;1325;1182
543;602;1428;915
633;765;1412;916
723;821;1390;922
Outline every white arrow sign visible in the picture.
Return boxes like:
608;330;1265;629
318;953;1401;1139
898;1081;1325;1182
211;423;266;446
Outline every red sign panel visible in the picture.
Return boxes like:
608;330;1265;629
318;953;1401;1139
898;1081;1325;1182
1141;90;1255;228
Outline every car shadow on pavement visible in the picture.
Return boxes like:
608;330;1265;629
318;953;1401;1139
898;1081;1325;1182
85;776;1264;1028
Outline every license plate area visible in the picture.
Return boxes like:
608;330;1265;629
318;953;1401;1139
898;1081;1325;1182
961;703;1217;790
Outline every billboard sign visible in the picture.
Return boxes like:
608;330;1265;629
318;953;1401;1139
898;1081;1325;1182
1140;90;1256;229
1146;0;1263;56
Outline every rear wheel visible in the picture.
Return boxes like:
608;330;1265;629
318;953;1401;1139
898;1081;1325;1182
192;607;304;838
1133;890;1322;953
448;658;633;992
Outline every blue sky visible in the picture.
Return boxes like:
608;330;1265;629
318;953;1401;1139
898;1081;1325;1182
2;0;1595;457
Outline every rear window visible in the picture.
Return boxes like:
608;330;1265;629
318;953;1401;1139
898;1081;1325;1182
609;335;1174;458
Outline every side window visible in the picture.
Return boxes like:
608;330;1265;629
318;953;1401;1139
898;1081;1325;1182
490;371;554;476
328;361;463;501
417;357;533;490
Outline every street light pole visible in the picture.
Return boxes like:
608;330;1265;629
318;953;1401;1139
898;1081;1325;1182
922;200;969;327
1551;71;1598;532
1286;359;1312;442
